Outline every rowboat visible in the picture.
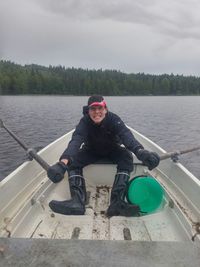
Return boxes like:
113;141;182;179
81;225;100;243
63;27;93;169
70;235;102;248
0;125;200;266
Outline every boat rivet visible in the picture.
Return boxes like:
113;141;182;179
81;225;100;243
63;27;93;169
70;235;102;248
0;246;5;255
168;199;174;208
31;199;36;205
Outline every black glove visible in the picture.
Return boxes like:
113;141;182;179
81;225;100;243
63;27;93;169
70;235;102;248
47;162;68;183
136;149;160;170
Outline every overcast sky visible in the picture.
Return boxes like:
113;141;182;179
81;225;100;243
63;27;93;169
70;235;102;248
1;0;200;76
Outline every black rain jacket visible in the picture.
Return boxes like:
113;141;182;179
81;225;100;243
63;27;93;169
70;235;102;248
60;111;144;161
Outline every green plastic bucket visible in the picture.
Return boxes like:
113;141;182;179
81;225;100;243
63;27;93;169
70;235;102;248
126;176;164;213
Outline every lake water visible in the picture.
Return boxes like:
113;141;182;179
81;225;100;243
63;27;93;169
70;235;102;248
0;95;200;181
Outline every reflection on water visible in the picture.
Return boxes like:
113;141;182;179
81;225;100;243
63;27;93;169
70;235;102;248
0;95;200;180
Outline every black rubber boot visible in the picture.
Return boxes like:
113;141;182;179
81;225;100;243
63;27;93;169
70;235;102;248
106;171;140;217
49;170;86;215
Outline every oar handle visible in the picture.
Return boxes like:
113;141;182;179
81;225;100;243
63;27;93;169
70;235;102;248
0;119;50;171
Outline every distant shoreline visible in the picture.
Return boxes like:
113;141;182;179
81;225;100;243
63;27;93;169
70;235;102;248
1;60;200;96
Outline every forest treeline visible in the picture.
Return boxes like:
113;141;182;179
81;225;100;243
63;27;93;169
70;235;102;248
0;60;200;95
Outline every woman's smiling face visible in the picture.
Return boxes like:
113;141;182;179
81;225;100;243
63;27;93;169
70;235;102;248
88;105;107;124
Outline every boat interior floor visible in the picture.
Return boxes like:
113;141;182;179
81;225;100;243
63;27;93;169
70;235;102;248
9;179;191;242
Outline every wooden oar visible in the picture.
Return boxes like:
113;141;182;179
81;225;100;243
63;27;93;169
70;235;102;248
0;119;50;171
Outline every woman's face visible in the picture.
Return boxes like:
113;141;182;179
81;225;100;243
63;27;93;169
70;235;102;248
88;106;107;124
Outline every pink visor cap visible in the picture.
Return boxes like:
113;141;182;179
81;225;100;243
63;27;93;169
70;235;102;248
89;100;107;108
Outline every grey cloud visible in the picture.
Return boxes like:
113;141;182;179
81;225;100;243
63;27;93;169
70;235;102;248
36;0;200;40
2;0;200;75
0;1;6;58
36;0;166;23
